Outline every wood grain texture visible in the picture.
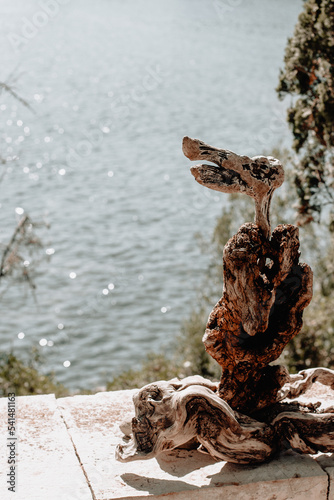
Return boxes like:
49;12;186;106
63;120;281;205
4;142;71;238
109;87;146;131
115;373;334;464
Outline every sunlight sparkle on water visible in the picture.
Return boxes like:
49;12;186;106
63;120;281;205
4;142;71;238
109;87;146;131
18;332;25;340
15;207;24;215
46;248;55;255
39;338;47;346
58;323;64;330
108;283;115;290
58;168;66;175
17;120;23;126
69;272;77;279
161;307;167;313
63;360;71;368
102;288;109;295
107;171;114;177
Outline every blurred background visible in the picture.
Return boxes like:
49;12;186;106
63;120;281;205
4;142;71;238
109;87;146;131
0;0;303;390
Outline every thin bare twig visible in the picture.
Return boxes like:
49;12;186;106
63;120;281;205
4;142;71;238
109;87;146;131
0;215;30;277
0;81;34;113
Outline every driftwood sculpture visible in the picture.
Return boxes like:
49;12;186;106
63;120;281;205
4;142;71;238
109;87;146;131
116;137;334;464
182;137;313;414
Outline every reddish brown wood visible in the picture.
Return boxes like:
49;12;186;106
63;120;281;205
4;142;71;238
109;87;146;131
204;222;313;413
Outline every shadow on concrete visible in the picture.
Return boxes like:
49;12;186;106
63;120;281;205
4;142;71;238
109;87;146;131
156;449;217;477
120;451;331;496
121;473;199;496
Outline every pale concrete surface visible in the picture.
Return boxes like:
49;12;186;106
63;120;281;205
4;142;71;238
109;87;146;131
328;468;334;500
0;393;93;500
0;388;333;499
58;389;330;500
316;454;334;500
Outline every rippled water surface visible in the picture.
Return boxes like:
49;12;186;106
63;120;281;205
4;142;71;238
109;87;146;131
0;0;302;389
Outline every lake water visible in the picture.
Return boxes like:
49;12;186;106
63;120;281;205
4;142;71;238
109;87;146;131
0;0;302;390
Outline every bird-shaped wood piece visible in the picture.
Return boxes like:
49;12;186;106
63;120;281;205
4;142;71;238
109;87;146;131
182;136;284;239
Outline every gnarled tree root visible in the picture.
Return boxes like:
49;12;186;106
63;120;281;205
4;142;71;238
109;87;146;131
115;372;334;464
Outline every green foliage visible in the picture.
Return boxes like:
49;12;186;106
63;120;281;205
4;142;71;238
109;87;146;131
0;349;69;398
177;308;220;379
277;0;334;225
107;304;222;391
106;353;184;391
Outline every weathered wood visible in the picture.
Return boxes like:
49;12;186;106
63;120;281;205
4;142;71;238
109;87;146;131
182;137;313;413
278;367;334;400
115;137;331;466
115;374;334;464
182;136;284;238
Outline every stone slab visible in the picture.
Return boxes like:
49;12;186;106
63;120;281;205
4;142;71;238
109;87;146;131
0;394;92;500
58;389;329;500
316;454;334;500
328;468;334;500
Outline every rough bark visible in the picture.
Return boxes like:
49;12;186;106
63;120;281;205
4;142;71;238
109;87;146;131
204;222;313;413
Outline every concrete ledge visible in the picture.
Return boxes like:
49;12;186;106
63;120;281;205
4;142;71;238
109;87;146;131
0;388;333;499
0;394;92;500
